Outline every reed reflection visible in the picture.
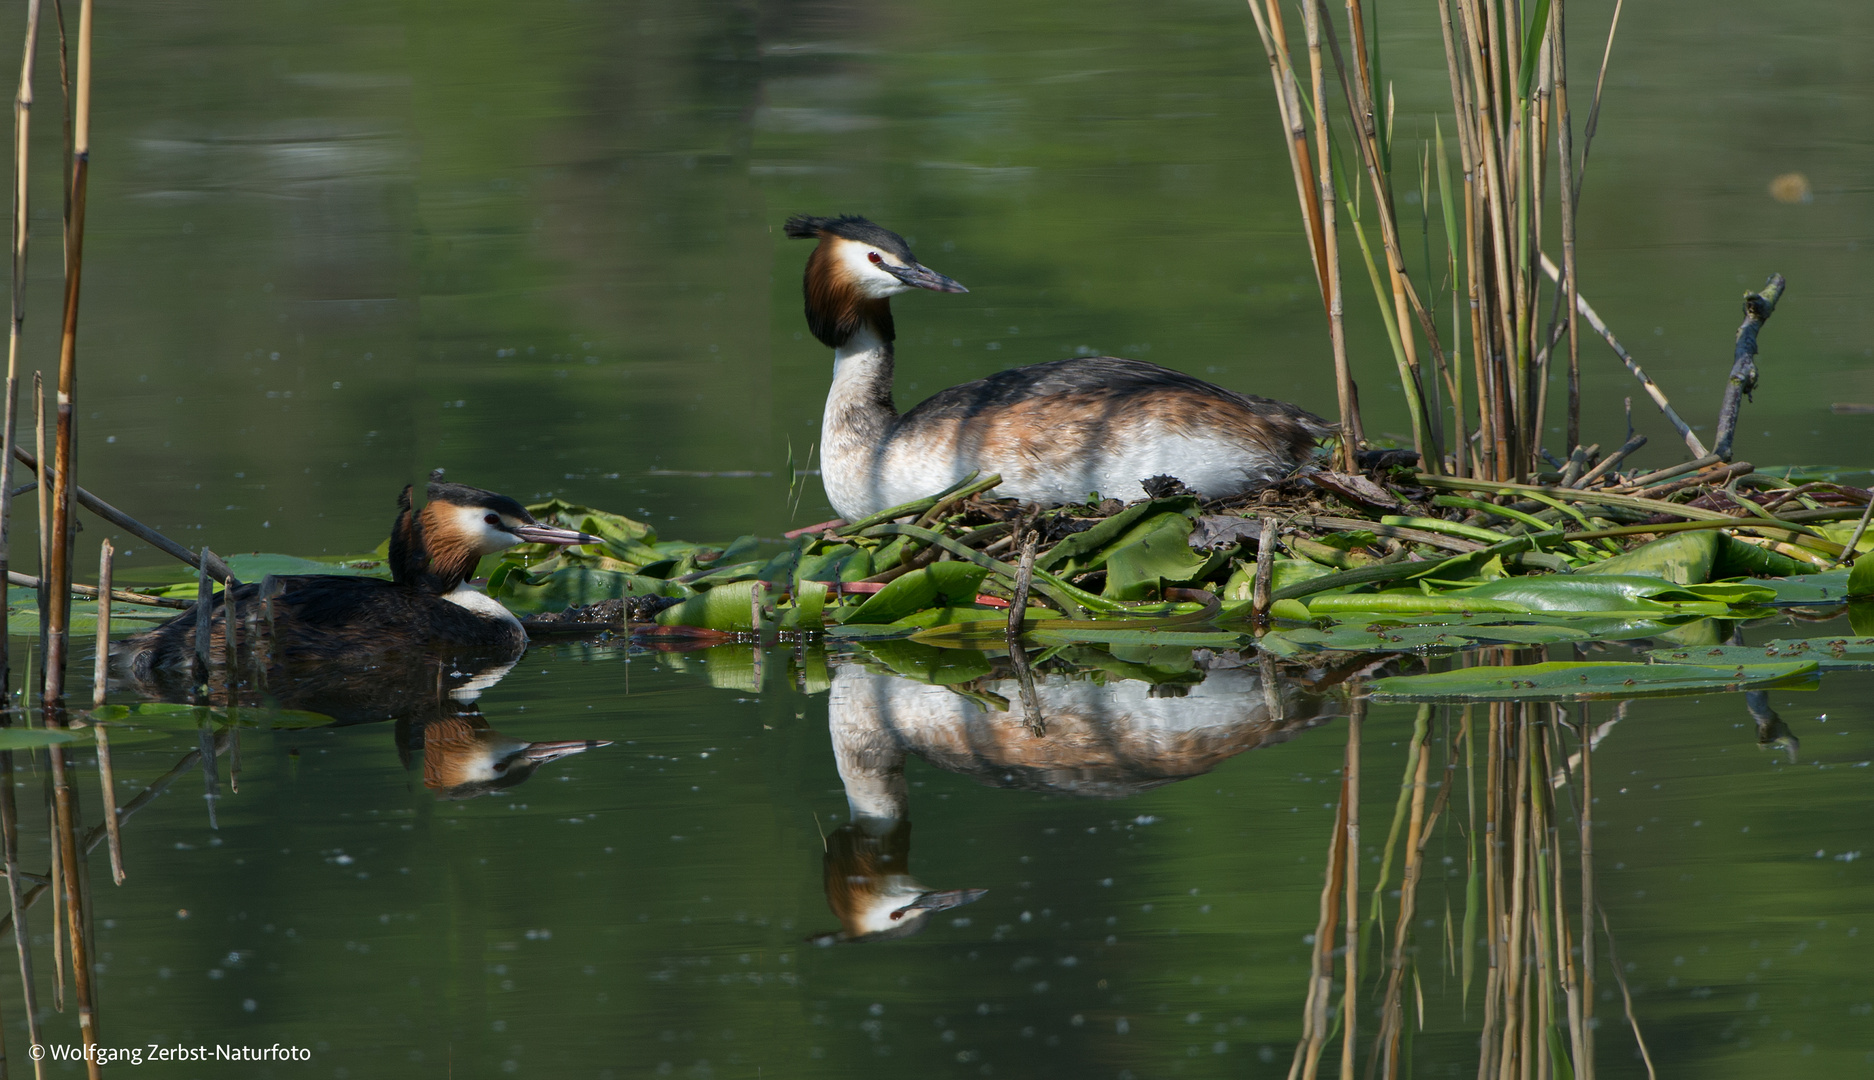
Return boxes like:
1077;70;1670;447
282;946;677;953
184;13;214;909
811;647;1348;944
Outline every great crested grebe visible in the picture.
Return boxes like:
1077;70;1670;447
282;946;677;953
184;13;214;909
116;478;599;681
784;214;1333;520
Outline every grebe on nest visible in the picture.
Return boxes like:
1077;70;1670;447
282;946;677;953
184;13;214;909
784;214;1332;521
116;477;598;683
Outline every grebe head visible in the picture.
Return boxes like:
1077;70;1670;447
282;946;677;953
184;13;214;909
784;214;967;348
392;475;600;593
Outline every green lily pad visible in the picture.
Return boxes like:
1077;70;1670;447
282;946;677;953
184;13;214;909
1646;637;1874;670
91;702;337;730
1370;660;1819;701
1576;531;1718;585
1027;627;1250;648
1751;569;1852;604
1445;574;1774;613
0;728;81;749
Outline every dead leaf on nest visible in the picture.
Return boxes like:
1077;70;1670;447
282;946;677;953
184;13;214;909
1309;471;1406;512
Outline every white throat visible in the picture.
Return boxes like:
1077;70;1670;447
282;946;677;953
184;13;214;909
832;323;890;378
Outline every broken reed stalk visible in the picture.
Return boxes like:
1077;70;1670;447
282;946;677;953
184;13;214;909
1712;275;1786;462
1251;517;1275;629
194;551;212;689
1005;524;1045;730
1569;432;1645;489
94;539;125;884
6;570;190;609
42;0;94;709
3;0;43;700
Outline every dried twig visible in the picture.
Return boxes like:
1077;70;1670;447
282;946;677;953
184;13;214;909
1713;275;1786;462
6;569;190;609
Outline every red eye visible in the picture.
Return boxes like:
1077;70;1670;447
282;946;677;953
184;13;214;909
485;514;500;526
867;251;883;265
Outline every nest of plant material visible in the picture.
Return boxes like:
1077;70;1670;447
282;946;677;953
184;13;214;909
498;445;1874;650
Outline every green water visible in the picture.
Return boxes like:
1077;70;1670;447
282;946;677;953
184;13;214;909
0;0;1869;1073
6;630;1868;1078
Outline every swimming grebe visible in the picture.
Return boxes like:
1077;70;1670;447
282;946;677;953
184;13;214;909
784;214;1333;520
116;478;599;682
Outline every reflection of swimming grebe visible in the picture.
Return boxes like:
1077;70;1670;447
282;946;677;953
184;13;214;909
809;819;987;946
116;479;597;681
404;713;610;801
785;214;1330;520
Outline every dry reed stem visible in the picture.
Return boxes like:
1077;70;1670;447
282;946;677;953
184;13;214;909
1299;0;1357;471
1331;0;1450;472
1251;518;1275;628
194;554;212;689
1244;0;1328;304
5;570;190;609
41;0;92;709
1550;0;1582;455
3;0;43;700
93;540;125;885
33;372;46;677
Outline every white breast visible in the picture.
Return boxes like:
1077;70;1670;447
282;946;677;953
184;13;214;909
443;585;524;630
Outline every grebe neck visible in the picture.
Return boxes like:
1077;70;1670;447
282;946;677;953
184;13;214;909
827;321;899;446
